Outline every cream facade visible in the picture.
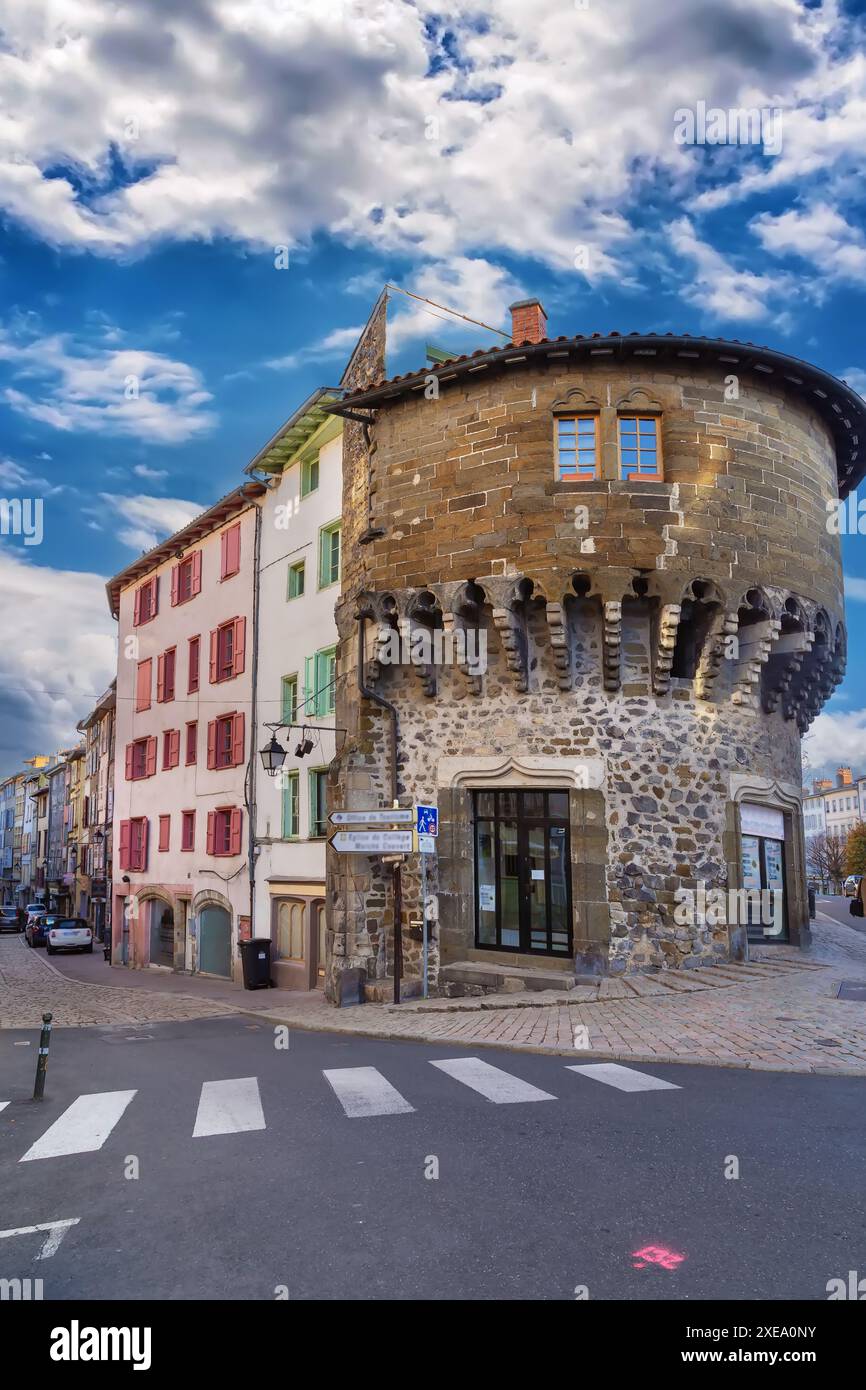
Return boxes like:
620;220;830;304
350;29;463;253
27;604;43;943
248;389;342;989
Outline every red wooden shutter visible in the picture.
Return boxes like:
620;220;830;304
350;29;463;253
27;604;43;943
125;743;134;780
231;712;245;767
209;629;219;683
206;719;217;769
192;550;202;596
220;530;228;579
138;818;149;871
229;807;242;855
156;652;165;702
170;729;180;766
150;576;159;617
233;617;246;676
145;736;157;777
170;565;179;606
136;659;151;711
206;811;216;855
189;636;200;692
165;649;175;700
118;819;131;870
225;523;240;577
158;815;170;852
133;588;141;626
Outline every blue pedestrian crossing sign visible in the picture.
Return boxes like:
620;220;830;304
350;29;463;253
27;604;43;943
415;804;438;837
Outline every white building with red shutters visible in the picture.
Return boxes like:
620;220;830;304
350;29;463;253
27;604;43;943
108;482;266;981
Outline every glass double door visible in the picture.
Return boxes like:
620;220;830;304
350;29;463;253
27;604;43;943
474;789;572;956
741;834;787;940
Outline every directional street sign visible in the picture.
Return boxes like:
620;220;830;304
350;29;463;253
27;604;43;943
329;809;414;826
329;830;414;854
416;804;438;836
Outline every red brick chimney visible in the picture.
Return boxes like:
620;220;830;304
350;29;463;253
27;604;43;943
509;298;547;345
836;765;853;787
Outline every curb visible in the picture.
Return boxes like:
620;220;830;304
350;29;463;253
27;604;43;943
235;1006;866;1078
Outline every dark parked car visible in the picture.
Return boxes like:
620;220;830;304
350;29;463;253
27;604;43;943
0;906;23;933
25;912;56;948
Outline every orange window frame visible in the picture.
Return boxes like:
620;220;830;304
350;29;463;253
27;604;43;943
618;415;662;480
555;414;598;481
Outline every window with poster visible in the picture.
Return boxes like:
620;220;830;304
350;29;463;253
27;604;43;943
473;789;572;956
739;802;787;942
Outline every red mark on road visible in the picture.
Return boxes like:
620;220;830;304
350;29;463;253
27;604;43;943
631;1244;686;1271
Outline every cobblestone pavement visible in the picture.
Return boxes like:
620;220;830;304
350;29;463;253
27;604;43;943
0;935;237;1028
5;919;866;1075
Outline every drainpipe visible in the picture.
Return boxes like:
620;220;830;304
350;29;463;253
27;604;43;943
242;487;264;953
357;615;403;1001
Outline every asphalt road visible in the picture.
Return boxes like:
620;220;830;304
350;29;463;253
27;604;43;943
1;1016;864;1301
815;893;864;931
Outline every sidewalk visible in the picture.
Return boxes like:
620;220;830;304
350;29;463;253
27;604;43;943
8;914;866;1076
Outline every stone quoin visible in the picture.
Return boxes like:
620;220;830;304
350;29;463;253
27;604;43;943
323;298;864;999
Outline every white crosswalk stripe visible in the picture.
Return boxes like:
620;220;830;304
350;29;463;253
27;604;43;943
19;1090;137;1161
323;1066;415;1118
192;1077;266;1137
566;1062;680;1092
430;1056;556;1104
0;1102;9;1114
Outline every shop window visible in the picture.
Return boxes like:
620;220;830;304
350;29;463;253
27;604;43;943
473;788;572;956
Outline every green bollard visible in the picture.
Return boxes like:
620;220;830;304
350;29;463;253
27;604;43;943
33;1012;53;1101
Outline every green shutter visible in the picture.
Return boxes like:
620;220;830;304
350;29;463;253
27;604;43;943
281;771;299;839
304;655;316;718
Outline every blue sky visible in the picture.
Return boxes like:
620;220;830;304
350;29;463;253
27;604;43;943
0;0;865;776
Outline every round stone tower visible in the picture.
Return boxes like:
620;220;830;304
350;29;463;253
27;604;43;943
325;301;864;998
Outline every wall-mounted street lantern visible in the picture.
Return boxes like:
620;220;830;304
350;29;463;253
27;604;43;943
259;734;288;777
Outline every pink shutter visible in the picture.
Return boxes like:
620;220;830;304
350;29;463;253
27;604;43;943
133;588;141;626
156;652;165;703
150;576;159;617
231;712;245;767
233;617;246;676
158;815;170;852
170;729;180;766
189;636;200;692
206;719;217;770
220;530;228;579
171;565;179;606
229;808;242;855
209;629;219;683
125;743;134;781
192;550;202;595
206;811;216;856
136;659;151;711
145;736;157;777
165;649;175;700
223;523;240;577
138;819;149;871
118;820;131;871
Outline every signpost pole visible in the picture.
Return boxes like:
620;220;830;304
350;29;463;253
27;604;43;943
421;849;428;999
393;862;403;1006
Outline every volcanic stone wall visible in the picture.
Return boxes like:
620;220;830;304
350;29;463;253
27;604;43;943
328;357;845;989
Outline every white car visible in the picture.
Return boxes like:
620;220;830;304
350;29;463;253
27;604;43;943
46;918;93;955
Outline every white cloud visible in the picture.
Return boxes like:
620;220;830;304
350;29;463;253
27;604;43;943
99;492;204;552
133;463;168;481
0;0;852;312
807;708;866;774
0;548;116;775
844;575;866;601
750;203;866;283
841;367;866;399
0;324;215;444
666;217;789;323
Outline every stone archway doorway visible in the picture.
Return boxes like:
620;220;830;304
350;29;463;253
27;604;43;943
147;899;175;968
